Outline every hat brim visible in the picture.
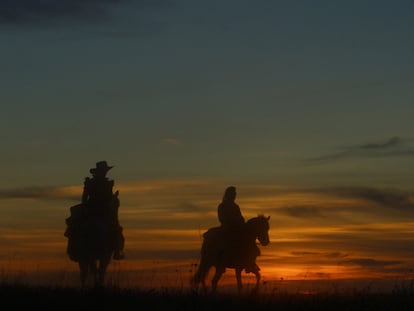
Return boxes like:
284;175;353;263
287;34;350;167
90;166;113;174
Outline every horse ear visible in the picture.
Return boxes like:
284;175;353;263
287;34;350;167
267;216;270;220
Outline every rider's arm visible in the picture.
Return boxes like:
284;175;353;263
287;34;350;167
217;204;225;225
81;177;90;204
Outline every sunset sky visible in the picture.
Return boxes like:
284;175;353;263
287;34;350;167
1;0;414;290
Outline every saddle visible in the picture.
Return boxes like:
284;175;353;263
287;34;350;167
203;225;260;272
64;201;124;262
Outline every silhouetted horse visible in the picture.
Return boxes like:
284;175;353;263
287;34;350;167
191;215;270;294
65;204;116;287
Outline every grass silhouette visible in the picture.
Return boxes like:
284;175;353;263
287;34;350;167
2;262;414;310
1;278;414;310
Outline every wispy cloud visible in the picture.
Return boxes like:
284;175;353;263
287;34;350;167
161;138;180;145
0;186;80;200
264;185;414;225
5;182;410;224
305;136;414;164
0;0;124;25
340;258;402;268
0;0;175;26
296;271;331;279
330;187;414;212
291;251;349;258
278;205;324;219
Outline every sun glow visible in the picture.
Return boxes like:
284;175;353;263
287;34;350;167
1;179;413;289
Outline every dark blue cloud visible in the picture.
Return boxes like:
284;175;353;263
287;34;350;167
0;0;124;24
332;187;414;211
305;136;414;164
268;186;414;221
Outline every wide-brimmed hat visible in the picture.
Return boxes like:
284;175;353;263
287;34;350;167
90;161;113;174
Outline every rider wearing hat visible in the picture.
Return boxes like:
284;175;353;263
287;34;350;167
83;161;115;210
82;161;125;260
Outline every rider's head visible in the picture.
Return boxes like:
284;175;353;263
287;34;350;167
90;161;113;178
223;186;236;202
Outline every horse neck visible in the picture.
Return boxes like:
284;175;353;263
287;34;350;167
246;217;261;239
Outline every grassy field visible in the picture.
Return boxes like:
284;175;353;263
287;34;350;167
1;282;414;310
2;265;414;310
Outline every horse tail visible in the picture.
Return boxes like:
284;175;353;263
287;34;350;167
191;240;211;287
191;267;202;286
191;259;209;287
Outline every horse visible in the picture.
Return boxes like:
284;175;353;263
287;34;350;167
65;204;117;287
191;215;270;294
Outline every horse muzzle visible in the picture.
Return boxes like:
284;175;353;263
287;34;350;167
260;239;270;246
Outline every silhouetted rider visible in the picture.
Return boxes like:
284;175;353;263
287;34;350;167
217;186;259;273
82;162;115;210
81;161;125;260
217;186;244;261
218;186;245;229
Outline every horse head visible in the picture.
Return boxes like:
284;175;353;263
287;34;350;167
247;215;270;246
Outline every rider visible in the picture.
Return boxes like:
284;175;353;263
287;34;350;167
217;186;259;273
217;186;245;231
81;161;125;260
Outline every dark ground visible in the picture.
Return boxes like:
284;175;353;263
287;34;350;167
1;284;414;311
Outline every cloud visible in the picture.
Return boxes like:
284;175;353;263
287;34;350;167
0;0;124;25
278;206;324;219
340;258;402;268
291;251;320;256
0;186;80;200
274;186;414;221
291;251;349;258
128;248;199;260
296;272;331;279
161;138;180;145
0;0;174;26
305;136;414;164
330;187;414;212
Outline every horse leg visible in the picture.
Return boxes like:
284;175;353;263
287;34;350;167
97;256;111;286
79;261;88;287
252;268;261;294
88;261;99;287
235;267;243;294
211;266;225;293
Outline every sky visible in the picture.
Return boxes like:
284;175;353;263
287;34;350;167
1;0;414;291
